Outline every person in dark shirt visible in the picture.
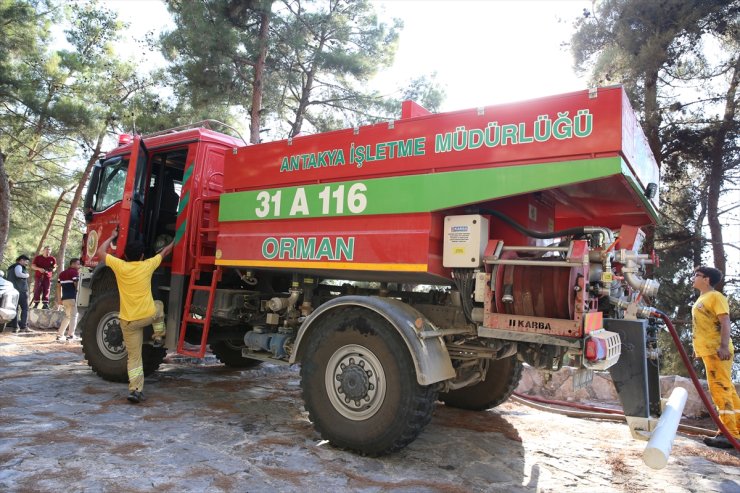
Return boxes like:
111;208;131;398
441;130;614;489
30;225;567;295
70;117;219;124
31;246;57;309
6;255;31;333
55;258;81;343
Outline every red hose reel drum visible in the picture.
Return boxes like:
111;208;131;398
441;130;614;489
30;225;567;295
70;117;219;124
493;253;582;320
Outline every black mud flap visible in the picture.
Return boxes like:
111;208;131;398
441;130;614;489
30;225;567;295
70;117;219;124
604;318;661;419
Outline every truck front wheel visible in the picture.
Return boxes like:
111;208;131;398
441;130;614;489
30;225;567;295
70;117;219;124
80;291;166;382
439;355;523;411
300;307;437;456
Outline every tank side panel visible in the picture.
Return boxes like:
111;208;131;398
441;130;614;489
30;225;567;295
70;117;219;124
215;213;447;277
620;89;660;208
219;157;624;222
223;87;625;191
216;157;626;277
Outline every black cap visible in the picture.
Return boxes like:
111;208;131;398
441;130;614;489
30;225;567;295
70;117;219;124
16;254;30;261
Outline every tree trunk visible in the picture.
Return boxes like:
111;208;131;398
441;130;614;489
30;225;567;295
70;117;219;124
290;36;326;138
249;9;271;144
57;130;106;269
35;186;74;257
639;67;664;268
706;55;739;291
0;150;10;263
290;69;314;138
642;70;663;168
692;198;707;269
24;87;56;163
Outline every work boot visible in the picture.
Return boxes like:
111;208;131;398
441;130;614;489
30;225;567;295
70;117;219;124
152;321;165;348
703;434;734;449
127;391;146;404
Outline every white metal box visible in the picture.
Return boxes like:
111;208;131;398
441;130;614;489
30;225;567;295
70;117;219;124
443;214;489;268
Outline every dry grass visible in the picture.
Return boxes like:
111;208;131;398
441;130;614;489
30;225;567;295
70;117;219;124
605;451;631;474
673;443;740;466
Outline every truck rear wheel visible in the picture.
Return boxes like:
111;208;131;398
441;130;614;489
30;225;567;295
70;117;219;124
211;340;262;368
300;307;437;456
439;355;523;411
80;291;166;382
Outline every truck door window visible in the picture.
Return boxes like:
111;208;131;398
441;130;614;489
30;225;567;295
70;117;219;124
94;157;129;211
143;148;187;254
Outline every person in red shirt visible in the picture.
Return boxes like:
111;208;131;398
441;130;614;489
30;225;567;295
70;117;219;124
31;245;57;309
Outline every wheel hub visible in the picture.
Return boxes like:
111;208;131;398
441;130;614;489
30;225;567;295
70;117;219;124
104;319;124;348
325;344;386;421
96;312;127;361
337;362;370;400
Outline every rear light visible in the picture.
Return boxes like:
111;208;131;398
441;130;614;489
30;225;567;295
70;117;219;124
585;337;607;361
118;133;132;145
583;329;622;371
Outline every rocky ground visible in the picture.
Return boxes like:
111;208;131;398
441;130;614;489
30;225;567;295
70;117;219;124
1;329;738;493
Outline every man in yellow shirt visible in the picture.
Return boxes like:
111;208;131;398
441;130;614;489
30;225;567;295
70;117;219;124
691;266;739;449
97;229;174;403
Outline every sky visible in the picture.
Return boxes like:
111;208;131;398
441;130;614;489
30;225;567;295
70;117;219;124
104;0;592;112
372;0;591;110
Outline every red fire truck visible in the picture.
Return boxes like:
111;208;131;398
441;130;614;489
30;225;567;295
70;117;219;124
79;86;663;455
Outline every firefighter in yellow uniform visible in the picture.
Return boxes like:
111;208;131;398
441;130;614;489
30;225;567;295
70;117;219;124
691;266;739;449
96;228;174;403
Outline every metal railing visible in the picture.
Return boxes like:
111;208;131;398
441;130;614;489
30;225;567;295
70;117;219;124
142;120;246;144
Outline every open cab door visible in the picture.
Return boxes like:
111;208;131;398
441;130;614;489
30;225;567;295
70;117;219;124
83;136;148;265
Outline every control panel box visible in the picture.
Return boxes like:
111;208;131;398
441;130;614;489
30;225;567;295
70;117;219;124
443;214;489;268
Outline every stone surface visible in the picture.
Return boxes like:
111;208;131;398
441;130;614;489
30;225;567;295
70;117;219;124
1;329;738;493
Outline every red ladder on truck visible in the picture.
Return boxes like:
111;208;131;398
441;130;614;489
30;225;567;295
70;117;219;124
176;195;221;358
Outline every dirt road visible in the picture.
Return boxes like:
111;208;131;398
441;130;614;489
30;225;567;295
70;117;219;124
1;330;738;492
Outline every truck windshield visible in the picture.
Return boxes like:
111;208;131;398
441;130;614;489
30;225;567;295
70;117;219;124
94;157;129;211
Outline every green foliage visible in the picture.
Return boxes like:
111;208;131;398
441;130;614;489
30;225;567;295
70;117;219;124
571;0;740;378
272;0;402;135
161;0;267;118
369;73;446;121
0;0;51;101
161;0;442;139
571;0;738;108
0;0;182;267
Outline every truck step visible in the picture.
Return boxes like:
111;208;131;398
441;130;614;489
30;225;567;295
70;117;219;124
190;285;212;292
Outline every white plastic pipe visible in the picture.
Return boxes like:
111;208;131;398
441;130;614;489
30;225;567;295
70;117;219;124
643;387;689;469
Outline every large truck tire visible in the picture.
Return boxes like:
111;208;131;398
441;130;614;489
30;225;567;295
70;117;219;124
439;355;523;411
300;307;437;456
80;290;166;382
211;340;262;369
